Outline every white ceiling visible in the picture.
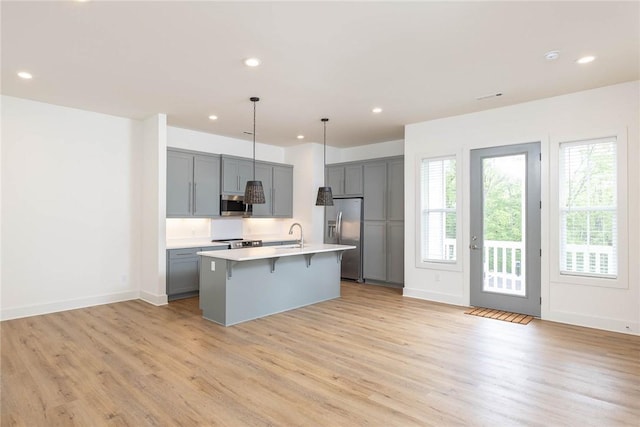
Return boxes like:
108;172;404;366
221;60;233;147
1;1;638;148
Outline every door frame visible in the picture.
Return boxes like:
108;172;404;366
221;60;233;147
469;142;541;317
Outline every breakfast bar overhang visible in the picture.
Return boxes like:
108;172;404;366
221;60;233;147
197;244;355;326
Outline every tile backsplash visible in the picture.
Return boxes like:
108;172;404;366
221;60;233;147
166;217;292;240
166;218;210;239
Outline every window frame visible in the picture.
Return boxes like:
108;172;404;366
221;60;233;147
550;129;628;289
415;153;462;271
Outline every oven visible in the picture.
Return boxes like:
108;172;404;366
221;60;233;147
211;238;263;249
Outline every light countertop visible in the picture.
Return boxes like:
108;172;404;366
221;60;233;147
166;239;229;249
166;235;297;249
197;243;355;262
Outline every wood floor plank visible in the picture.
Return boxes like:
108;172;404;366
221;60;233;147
2;282;639;426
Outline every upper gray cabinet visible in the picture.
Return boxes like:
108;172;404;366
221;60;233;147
250;163;273;217
363;158;404;221
167;149;220;218
272;165;293;217
221;156;253;195
251;163;293;218
363;162;387;220
326;164;363;197
387;159;404;221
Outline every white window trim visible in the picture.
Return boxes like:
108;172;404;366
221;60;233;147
415;152;462;272
549;128;628;289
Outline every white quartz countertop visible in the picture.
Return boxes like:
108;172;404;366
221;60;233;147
166;239;229;249
197;243;355;261
166;236;297;249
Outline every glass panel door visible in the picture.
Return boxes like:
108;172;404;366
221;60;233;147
482;154;526;296
470;143;541;317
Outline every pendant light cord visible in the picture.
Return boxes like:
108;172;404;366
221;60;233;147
322;118;329;185
252;99;256;180
323;120;327;185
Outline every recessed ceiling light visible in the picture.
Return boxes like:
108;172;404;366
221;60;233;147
208;115;218;121
576;55;596;64
244;58;261;67
544;50;560;61
17;71;32;79
297;135;304;140
372;107;383;114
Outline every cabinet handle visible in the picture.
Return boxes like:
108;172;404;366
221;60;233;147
193;183;197;213
188;182;192;212
237;176;240;191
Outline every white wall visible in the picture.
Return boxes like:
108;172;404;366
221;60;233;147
404;81;640;335
168;126;285;163
285;143;327;244
1;96;143;319
326;139;404;164
139;114;168;305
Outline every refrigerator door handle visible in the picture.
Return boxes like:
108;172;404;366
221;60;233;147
336;211;343;244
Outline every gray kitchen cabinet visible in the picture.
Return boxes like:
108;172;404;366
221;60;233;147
251;163;293;218
167;246;225;300
167;149;220;218
326;166;344;196
363;221;387;281
167;248;200;300
344;164;363;196
387;159;404;221
326;164;363;197
167;151;193;217
250;163;273;217
360;156;404;286
221;156;253;195
193;155;221;216
363;159;404;221
387;221;404;284
363;162;387;220
272;165;293;217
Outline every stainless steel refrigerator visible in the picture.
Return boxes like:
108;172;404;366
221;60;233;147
324;198;363;282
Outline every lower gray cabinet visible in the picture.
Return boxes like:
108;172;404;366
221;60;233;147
363;221;387;281
387;221;404;284
167;246;225;300
363;220;404;285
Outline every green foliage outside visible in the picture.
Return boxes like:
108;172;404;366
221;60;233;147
482;157;523;242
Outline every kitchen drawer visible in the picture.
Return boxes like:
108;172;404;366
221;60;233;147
168;248;200;259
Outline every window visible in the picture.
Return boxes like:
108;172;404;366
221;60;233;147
559;137;617;278
420;157;456;263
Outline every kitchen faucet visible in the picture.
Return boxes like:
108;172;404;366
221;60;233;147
288;223;304;247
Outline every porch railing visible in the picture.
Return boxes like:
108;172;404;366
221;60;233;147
441;239;613;294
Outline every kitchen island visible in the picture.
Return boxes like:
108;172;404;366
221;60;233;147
197;244;355;326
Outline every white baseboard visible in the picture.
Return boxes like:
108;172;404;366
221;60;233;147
546;310;639;336
402;287;467;307
0;290;139;321
139;291;168;306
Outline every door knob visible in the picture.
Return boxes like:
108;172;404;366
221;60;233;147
469;244;479;250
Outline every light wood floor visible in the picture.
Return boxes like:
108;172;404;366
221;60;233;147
2;282;639;426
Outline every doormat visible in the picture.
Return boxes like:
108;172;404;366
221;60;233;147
464;307;534;325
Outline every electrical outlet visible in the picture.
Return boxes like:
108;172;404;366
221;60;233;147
211;261;216;271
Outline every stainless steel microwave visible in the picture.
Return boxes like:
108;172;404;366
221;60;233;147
220;194;252;217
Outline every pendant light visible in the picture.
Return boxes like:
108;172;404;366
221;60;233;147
244;97;266;205
315;118;334;206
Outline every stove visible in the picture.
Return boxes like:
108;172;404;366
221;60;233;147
211;238;263;249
